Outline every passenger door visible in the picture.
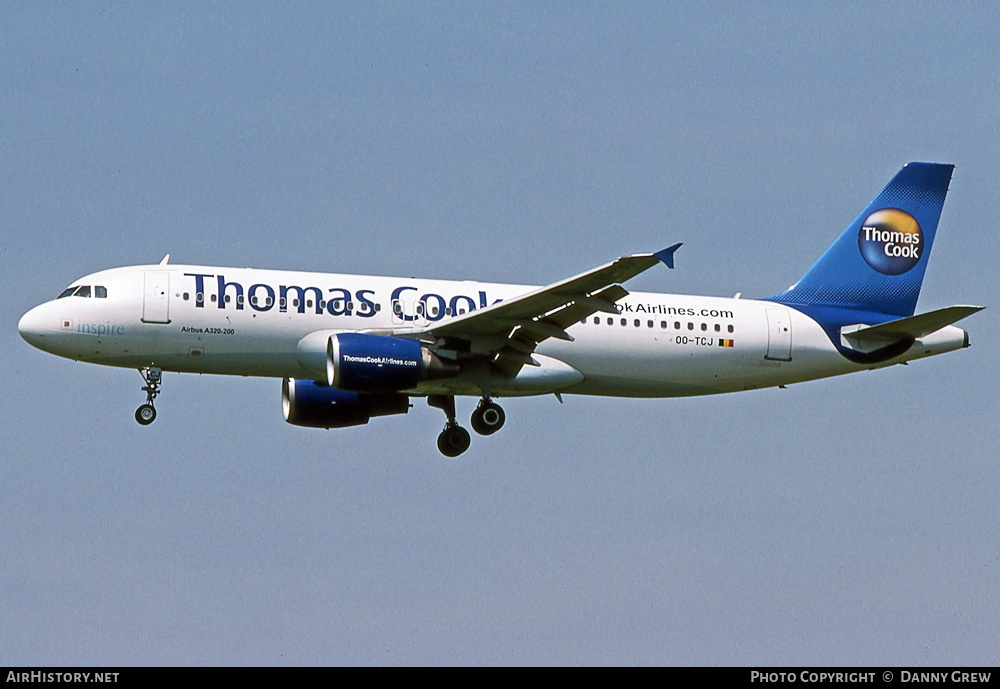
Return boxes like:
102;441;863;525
142;271;171;324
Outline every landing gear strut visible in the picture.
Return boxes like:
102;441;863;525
135;367;162;426
428;394;471;458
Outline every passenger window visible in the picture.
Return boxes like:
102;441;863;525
279;297;286;309
196;293;204;304
715;324;721;332
660;321;667;329
183;293;190;301
95;286;107;298
687;322;694;330
701;323;707;331
237;295;244;305
211;294;217;303
728;325;734;333
594;317;600;324
620;318;626;326
634;319;640;327
647;320;653;328
607;318;613;325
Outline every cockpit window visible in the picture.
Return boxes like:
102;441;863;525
57;284;106;299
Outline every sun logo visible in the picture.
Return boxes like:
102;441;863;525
857;208;923;275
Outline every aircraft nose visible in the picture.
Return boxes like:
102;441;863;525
18;305;47;348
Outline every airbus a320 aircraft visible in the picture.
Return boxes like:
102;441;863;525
19;163;982;456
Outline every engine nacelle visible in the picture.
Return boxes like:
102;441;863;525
282;378;409;429
326;333;459;392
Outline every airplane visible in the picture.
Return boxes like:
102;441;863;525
18;162;983;457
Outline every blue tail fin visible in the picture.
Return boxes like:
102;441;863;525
768;162;953;317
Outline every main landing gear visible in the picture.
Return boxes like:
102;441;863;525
428;394;506;457
134;367;162;426
429;394;470;457
471;399;505;436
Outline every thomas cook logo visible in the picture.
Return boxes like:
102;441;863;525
857;208;923;275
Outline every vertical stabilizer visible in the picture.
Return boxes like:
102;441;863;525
769;162;953;317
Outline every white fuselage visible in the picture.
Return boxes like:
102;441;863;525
18;263;969;399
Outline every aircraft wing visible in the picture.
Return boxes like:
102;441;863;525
388;244;681;375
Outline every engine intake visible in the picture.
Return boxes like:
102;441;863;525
282;378;409;429
326;333;459;392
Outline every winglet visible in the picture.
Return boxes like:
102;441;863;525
159;254;170;265
653;243;682;269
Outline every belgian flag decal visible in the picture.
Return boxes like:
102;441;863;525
719;339;734;347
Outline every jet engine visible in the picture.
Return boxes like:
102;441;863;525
282;378;409;429
326;333;459;392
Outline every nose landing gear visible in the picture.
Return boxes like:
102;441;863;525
135;367;162;426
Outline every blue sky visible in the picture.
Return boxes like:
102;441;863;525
3;2;998;665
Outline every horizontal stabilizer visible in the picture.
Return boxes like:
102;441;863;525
841;305;984;351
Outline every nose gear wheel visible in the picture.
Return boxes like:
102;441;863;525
135;367;162;426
